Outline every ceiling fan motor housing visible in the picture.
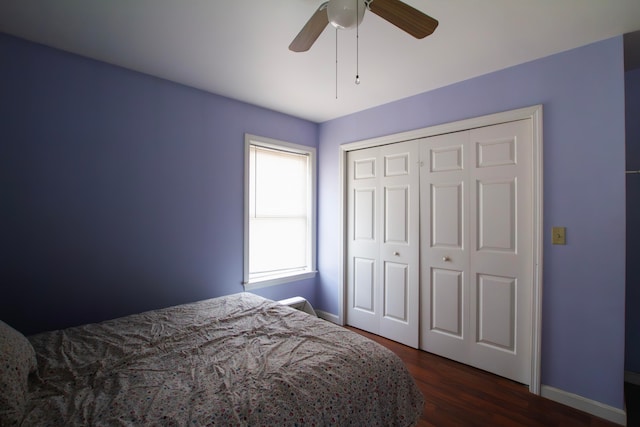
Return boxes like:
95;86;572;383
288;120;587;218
327;0;366;30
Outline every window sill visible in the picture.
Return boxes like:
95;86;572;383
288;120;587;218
243;271;317;291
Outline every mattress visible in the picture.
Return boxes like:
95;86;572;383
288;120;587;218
21;293;423;426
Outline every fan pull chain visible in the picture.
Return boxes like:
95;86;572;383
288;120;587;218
355;0;360;85
335;28;338;99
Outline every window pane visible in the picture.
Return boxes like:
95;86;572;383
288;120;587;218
252;146;308;217
249;217;307;275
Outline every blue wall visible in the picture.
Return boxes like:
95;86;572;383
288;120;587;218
0;33;318;335
317;37;626;409
626;67;640;374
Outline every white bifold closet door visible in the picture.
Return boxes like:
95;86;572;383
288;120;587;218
346;119;533;385
346;141;420;348
419;119;533;385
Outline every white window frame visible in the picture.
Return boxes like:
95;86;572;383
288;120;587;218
243;134;317;290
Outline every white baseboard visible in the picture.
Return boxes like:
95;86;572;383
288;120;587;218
541;385;626;425
315;309;340;324
625;370;640;386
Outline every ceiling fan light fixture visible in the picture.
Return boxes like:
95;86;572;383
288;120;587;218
327;0;366;30
289;0;438;52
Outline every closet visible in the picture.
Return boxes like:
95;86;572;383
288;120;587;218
345;116;537;386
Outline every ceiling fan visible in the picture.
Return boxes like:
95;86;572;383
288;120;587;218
289;0;438;52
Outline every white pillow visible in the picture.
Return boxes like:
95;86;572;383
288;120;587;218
0;320;37;424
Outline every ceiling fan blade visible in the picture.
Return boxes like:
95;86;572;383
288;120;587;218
368;0;438;39
289;2;330;52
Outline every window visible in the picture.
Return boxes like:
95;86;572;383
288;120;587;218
243;134;316;289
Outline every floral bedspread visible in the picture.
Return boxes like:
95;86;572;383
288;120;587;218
24;293;423;426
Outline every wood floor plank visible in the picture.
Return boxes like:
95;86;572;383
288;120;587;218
346;326;622;427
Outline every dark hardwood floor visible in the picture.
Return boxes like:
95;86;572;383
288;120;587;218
347;327;624;427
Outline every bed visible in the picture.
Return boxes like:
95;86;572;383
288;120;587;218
1;292;424;426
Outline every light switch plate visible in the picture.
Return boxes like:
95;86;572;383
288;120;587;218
552;227;566;245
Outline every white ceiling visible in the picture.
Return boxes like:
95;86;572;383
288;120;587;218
1;0;639;123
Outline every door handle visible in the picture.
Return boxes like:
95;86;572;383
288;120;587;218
442;256;451;262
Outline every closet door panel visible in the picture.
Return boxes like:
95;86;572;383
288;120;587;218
468;119;533;385
431;182;464;249
420;131;470;359
354;188;376;241
383;261;409;322
347;149;381;333
353;257;376;312
476;178;516;252
379;142;419;348
476;273;516;351
385;186;409;244
430;267;464;338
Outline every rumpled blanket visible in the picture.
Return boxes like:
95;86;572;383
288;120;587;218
22;293;423;426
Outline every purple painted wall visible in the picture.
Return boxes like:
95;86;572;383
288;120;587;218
317;37;626;408
0;33;318;335
626;67;640;374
